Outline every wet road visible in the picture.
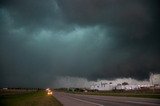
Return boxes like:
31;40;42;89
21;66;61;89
54;92;160;106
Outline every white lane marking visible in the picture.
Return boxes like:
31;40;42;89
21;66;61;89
68;96;104;106
126;101;160;106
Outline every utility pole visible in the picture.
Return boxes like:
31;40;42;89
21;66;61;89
150;73;154;93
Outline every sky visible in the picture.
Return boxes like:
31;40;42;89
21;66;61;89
0;0;160;88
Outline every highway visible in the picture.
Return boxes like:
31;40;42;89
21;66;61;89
54;92;160;106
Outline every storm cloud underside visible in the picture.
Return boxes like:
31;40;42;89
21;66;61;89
0;0;160;87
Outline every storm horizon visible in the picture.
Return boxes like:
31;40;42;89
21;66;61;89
0;0;160;88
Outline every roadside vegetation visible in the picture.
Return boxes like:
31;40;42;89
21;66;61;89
0;89;62;106
55;88;160;99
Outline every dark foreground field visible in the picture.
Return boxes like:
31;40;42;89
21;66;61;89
56;88;160;99
73;92;160;99
0;90;62;106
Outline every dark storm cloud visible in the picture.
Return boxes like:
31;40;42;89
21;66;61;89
57;0;158;37
0;0;160;87
0;0;60;28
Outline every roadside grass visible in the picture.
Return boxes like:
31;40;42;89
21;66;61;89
0;91;62;106
63;90;160;99
78;92;160;99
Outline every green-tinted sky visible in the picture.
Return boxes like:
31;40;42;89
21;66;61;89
0;0;160;87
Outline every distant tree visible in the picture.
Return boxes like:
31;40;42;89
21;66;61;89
117;83;121;86
122;82;129;85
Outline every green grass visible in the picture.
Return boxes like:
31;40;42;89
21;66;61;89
0;91;63;106
83;92;160;99
66;91;160;99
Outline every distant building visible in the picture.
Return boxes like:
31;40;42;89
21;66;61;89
116;84;139;90
90;80;153;91
150;73;160;85
90;74;160;91
3;88;8;90
90;81;116;90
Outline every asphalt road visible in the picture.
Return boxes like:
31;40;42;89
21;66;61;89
54;92;160;106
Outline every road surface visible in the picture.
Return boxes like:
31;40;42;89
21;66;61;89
54;92;160;106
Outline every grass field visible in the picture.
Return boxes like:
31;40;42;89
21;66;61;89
56;88;160;99
0;90;62;106
72;92;160;99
